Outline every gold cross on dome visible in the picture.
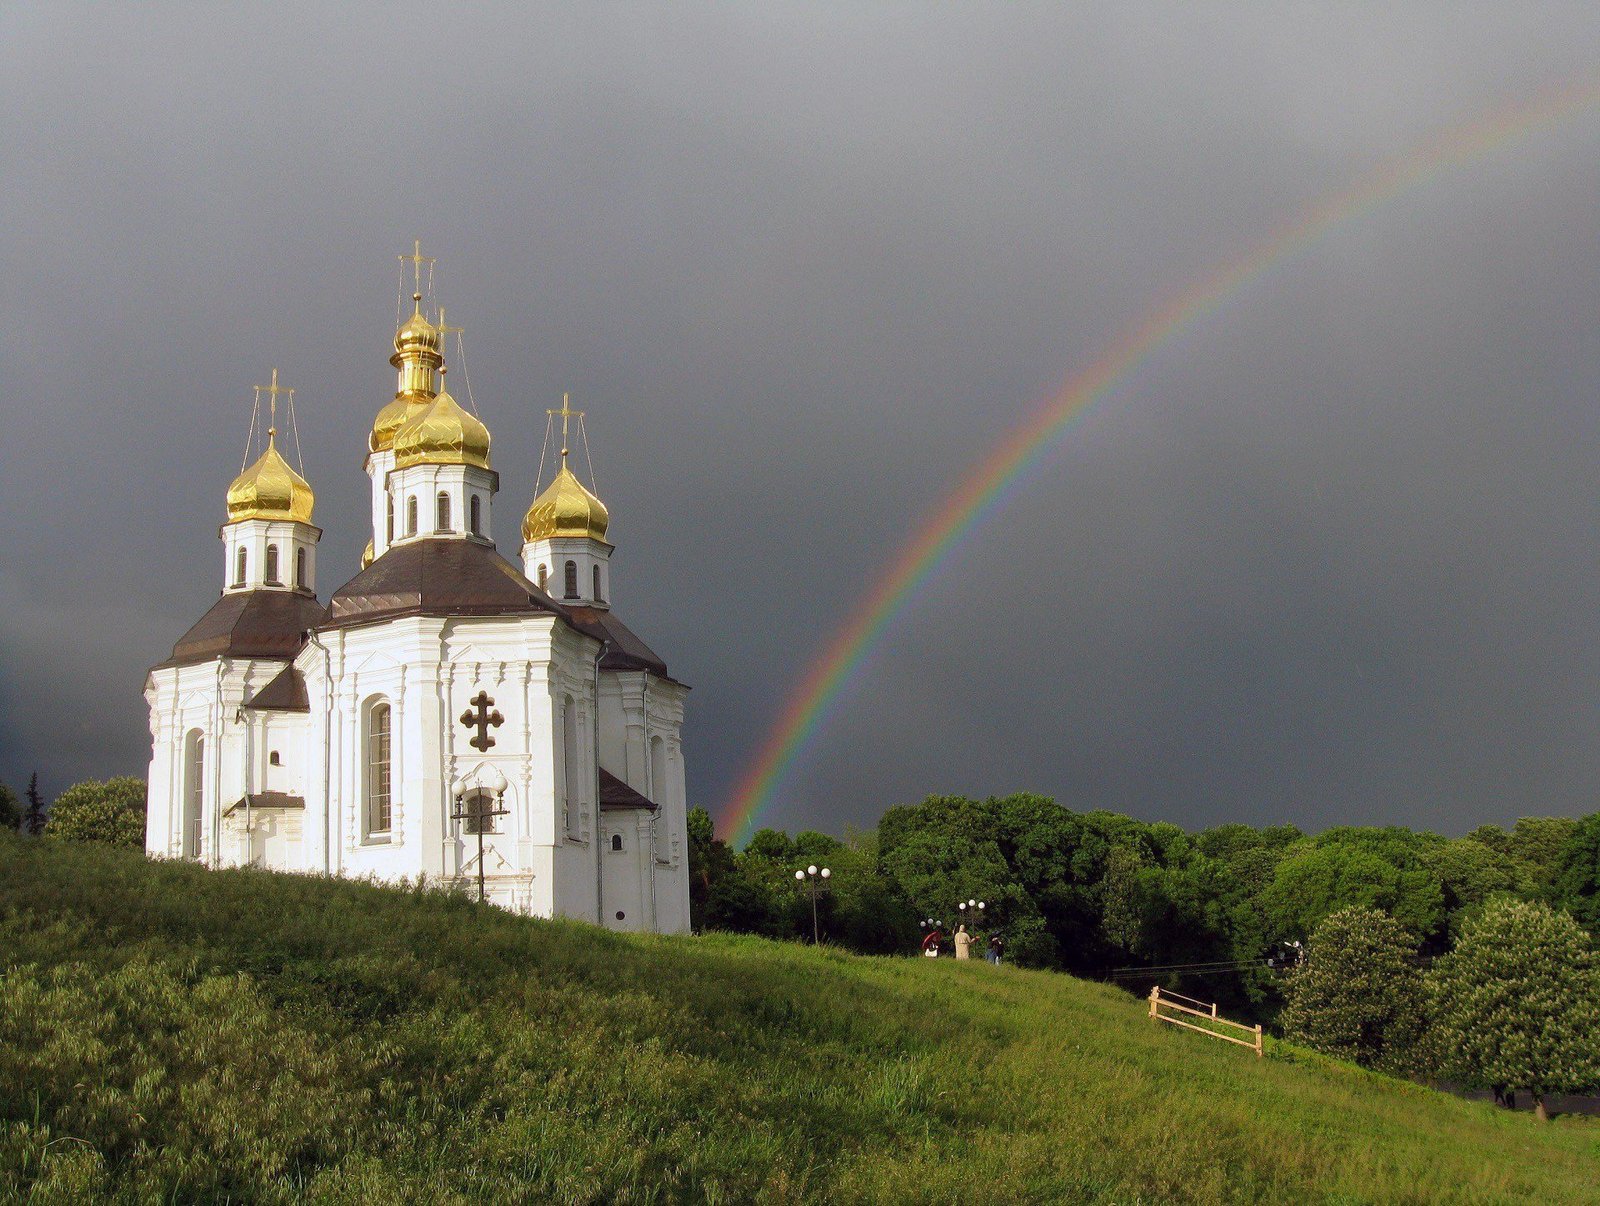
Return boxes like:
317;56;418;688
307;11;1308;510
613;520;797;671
438;305;463;345
547;393;584;459
399;239;435;298
253;368;293;436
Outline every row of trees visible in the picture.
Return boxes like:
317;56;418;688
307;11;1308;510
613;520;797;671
1282;901;1600;1120
0;775;147;845
689;794;1600;1018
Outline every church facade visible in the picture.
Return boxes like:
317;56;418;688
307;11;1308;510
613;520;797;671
144;276;691;933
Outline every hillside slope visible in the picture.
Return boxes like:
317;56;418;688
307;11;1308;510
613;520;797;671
1;835;1594;1204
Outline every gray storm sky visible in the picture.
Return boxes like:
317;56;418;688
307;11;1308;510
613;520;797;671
2;4;1598;839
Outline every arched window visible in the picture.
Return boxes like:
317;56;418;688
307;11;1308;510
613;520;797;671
650;736;667;860
564;560;578;599
593;565;603;602
183;730;205;860
562;694;579;836
461;788;498;835
269;750;281;767
265;544;280;584
406;496;418;536
611;833;623;852
537;564;548;591
295;547;308;589
436;491;451;532
469;494;481;535
234;546;247;587
386;496;395;543
366;700;392;836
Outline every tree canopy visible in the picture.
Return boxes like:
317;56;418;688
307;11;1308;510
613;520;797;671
44;777;147;848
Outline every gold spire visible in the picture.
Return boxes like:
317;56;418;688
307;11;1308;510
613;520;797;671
372;244;443;453
392;367;492;471
523;396;609;542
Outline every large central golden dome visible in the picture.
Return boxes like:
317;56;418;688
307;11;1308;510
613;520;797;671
392;389;491;470
226;437;315;525
522;462;609;543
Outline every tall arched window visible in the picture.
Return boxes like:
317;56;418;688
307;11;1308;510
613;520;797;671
386;496;395;543
234;546;247;587
265;544;280;584
295;547;308;589
436;491;451;532
564;560;578;599
183;730;205;859
650;735;667;860
562;694;579;836
406;496;418;536
537;564;548;591
366;700;392;836
593;565;603;602
469;494;481;535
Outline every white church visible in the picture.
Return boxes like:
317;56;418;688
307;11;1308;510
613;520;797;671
144;262;691;933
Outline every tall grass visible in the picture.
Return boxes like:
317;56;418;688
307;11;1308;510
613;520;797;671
1;834;1594;1203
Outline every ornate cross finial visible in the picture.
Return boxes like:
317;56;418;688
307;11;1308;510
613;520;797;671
459;690;504;753
438;304;463;352
548;392;584;460
254;368;292;446
400;239;435;301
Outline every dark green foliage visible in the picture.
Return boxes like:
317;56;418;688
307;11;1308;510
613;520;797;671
1280;907;1426;1075
1425;898;1600;1119
1261;837;1444;943
43;776;147;847
23;772;46;836
1551;813;1600;933
0;782;19;831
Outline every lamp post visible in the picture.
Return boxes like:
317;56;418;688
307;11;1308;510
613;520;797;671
452;768;509;904
795;864;831;944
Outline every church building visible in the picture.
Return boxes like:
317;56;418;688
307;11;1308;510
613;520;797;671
144;265;691;933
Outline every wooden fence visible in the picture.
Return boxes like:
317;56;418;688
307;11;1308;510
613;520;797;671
1147;986;1263;1058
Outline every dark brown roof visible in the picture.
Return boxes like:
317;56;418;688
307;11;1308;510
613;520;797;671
323;538;565;629
566;606;670;676
157;589;326;669
599;767;658;811
246;664;309;712
223;792;306;815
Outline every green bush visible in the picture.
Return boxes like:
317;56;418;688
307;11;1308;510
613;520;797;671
43;777;146;848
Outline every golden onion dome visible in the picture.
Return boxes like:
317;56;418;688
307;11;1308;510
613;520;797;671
226;435;315;525
395;300;441;356
392;389;491;470
522;461;610;543
369;392;435;453
361;538;375;568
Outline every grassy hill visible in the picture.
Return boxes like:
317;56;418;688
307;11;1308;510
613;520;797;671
1;835;1594;1204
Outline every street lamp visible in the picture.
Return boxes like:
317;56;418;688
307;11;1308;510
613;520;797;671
796;864;831;944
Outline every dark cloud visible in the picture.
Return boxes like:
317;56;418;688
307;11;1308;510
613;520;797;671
2;4;1598;837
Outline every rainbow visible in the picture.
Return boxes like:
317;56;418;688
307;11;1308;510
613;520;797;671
719;73;1600;844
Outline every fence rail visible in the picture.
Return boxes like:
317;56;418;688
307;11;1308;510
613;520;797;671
1147;986;1263;1058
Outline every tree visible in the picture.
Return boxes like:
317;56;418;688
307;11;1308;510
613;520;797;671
1262;840;1444;943
44;776;147;848
1425;898;1600;1120
1551;813;1600;934
0;780;19;831
1280;906;1426;1074
23;773;47;836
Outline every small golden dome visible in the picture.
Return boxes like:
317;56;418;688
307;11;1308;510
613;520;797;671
392;389;491;470
361;538;375;568
226;437;315;525
395;297;441;355
369;393;435;453
522;461;609;543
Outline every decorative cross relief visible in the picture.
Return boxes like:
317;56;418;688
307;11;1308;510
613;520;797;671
460;690;504;752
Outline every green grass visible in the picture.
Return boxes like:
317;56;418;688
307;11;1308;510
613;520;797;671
0;835;1594;1203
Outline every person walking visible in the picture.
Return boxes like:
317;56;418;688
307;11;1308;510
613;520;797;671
987;934;1004;965
954;924;973;960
